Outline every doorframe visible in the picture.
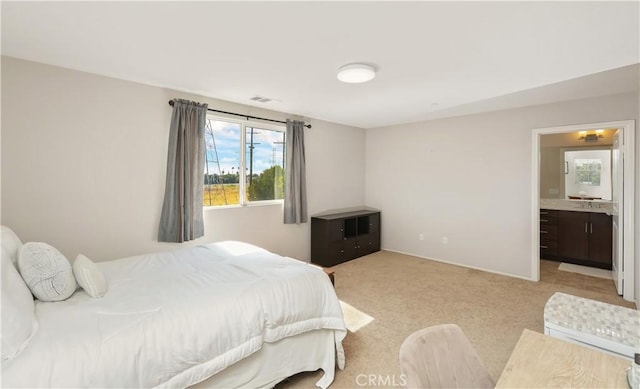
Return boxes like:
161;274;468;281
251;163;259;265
531;120;635;301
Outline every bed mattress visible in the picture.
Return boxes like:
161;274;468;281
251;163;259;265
1;241;346;388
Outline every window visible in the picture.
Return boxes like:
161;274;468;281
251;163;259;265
563;149;611;200
574;158;602;186
203;116;285;207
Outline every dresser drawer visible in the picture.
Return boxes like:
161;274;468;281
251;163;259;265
540;209;558;258
540;213;558;227
540;236;558;256
540;237;558;250
540;217;558;226
540;225;558;236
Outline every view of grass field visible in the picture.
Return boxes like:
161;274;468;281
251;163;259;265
203;184;244;206
203;165;285;206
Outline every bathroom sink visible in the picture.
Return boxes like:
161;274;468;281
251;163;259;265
568;195;602;200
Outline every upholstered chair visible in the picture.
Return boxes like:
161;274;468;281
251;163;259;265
399;324;495;389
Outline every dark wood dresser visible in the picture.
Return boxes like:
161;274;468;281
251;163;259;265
311;207;381;267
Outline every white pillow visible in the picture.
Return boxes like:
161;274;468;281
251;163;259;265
1;225;23;265
73;254;107;298
18;242;77;302
1;247;38;360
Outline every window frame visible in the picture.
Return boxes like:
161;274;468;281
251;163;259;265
204;114;286;209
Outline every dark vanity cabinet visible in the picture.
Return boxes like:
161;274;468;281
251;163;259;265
311;207;381;267
557;210;612;269
539;209;559;258
586;213;614;267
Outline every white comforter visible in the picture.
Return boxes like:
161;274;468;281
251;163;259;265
2;241;346;388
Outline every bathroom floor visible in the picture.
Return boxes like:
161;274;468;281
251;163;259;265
540;259;619;297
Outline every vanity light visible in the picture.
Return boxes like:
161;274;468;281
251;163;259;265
578;130;604;143
337;63;376;83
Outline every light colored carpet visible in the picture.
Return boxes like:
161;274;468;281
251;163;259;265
280;251;634;388
558;262;612;279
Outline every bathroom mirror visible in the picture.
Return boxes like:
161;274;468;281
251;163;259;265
540;130;614;200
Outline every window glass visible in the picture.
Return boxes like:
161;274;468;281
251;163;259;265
246;126;285;202
204;119;242;206
574;158;601;186
203;117;285;207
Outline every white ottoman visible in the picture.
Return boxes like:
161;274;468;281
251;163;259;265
543;292;640;360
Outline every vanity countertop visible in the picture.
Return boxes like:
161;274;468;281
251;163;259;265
540;198;612;215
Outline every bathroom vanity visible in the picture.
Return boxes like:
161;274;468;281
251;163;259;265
540;199;612;269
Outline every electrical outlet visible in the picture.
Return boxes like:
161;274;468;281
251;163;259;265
441;237;448;245
419;234;424;241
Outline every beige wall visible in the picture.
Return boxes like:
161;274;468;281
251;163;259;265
2;56;639;304
365;91;639;280
540;147;563;199
1;56;366;261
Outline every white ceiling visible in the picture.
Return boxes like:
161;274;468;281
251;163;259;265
2;1;639;129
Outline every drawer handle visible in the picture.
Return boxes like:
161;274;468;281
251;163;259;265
540;245;548;249
540;230;548;234
540;211;548;215
540;219;548;223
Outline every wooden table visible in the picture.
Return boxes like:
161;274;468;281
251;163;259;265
496;329;631;388
324;268;335;286
309;263;335;286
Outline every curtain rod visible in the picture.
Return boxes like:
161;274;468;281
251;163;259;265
168;100;311;129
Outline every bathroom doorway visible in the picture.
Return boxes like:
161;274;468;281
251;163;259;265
531;120;636;302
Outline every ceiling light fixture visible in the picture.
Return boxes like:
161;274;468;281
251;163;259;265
337;63;376;83
250;96;272;103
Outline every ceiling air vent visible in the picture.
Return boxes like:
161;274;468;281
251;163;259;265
250;96;272;103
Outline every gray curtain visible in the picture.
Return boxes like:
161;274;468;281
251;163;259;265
158;99;208;242
284;119;308;224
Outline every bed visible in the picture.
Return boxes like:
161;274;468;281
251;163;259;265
1;229;346;388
